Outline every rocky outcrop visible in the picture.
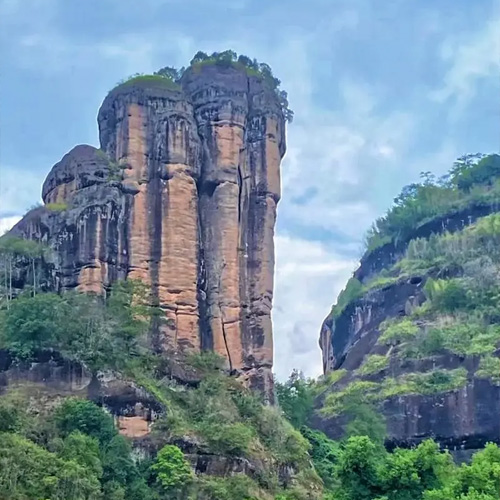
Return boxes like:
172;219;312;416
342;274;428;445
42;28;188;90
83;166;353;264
321;203;500;374
316;206;500;455
8;63;286;394
0;349;162;438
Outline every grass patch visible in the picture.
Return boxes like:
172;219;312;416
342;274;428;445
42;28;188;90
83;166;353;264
364;274;399;291
46;202;68;212
112;74;181;92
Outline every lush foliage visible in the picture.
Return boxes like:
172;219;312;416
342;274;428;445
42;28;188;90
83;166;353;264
0;397;154;499
151;444;193;494
0;274;325;499
365;154;500;253
0;280;151;368
275;370;314;428
356;354;389;376
274;380;500;500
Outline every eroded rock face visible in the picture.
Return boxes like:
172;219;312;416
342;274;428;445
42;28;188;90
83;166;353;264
316;207;500;454
9;65;286;395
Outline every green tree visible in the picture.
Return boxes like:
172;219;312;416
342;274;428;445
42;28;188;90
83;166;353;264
425;443;500;499
154;65;181;80
300;427;340;490
0;432;102;500
151;444;193;494
276;370;314;428
2;292;67;357
55;398;116;444
335;436;383;500
59;431;103;478
380;440;451;500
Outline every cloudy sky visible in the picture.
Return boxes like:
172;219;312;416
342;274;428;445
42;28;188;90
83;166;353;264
1;0;499;380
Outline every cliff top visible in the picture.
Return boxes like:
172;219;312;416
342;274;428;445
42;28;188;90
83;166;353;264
105;50;293;122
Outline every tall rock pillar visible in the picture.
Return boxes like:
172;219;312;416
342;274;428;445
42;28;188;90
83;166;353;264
182;65;286;392
98;85;202;352
8;61;287;396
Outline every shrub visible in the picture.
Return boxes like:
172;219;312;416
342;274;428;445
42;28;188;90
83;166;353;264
430;321;500;356
335;435;382;500
357;354;389;376
321;381;380;417
345;406;387;445
200;421;254;455
114;73;181;91
196;475;260;500
59;431;103;478
476;356;500;385
424;278;468;312
314;369;348;395
364;154;500;253
0;433;102;499
0;394;26;433
364;275;399;291
300;427;341;489
379;319;419;345
381;368;468;397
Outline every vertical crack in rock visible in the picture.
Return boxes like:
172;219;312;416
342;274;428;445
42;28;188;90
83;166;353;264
237;164;243;224
218;261;233;371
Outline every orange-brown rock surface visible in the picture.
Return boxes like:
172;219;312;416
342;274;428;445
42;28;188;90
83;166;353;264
9;63;287;394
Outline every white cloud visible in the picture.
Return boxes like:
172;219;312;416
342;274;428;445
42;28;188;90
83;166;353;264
0;165;44;217
280;74;416;241
0;216;21;236
431;14;500;106
273;235;357;380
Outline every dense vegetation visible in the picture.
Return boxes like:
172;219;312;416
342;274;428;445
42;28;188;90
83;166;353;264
311;151;500;499
112;50;293;122
332;153;500;319
275;374;500;500
365;153;500;252
4;151;500;498
325;209;500;415
0;280;320;499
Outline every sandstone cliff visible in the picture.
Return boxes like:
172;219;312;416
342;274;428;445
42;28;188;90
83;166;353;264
316;154;500;458
8;61;287;395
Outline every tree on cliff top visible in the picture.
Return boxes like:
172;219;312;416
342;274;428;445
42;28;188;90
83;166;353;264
116;50;294;122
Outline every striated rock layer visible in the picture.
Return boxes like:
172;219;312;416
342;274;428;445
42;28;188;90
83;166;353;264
9;64;286;395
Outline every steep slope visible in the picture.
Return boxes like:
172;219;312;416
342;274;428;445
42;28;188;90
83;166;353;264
316;154;500;456
6;55;287;395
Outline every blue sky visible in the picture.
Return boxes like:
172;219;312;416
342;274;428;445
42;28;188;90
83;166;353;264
1;0;499;379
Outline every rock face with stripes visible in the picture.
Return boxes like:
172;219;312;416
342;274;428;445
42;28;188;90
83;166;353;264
9;64;286;396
